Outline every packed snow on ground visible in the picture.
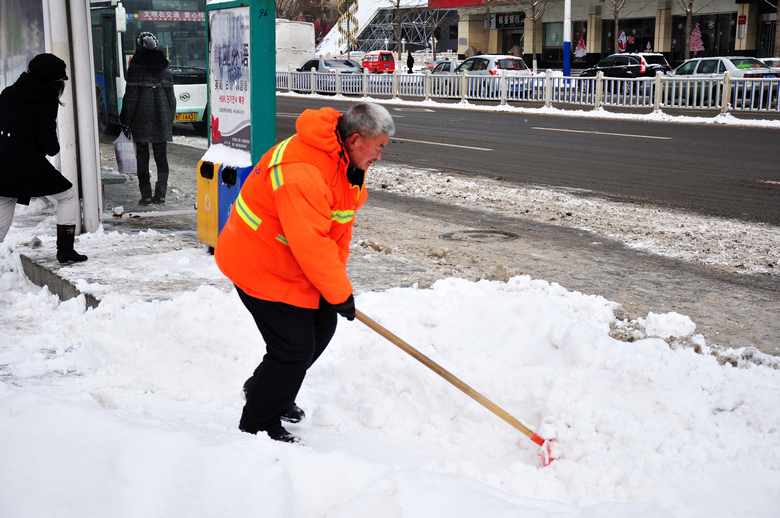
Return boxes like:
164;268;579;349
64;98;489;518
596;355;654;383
1;209;779;518
364;165;780;277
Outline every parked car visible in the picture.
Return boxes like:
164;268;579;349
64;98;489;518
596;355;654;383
669;56;778;103
362;50;396;73
296;58;360;74
670;56;777;79
430;59;461;74
426;58;451;70
295;58;362;93
343;59;364;73
759;57;780;69
432;55;531;97
579;53;671;78
453;55;532;77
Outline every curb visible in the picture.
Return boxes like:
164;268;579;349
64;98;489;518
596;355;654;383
20;254;100;309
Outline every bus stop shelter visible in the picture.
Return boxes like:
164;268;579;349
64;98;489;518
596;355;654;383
1;0;102;233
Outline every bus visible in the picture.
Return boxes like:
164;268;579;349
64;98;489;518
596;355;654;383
90;0;207;134
276;19;315;72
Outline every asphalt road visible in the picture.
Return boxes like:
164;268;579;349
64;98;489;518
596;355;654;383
276;97;780;225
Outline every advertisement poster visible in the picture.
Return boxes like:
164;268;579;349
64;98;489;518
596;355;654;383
0;0;45;91
208;7;251;152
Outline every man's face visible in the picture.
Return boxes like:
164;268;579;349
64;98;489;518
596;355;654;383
345;132;389;171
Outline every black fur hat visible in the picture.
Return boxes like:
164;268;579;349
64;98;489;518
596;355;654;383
28;53;68;81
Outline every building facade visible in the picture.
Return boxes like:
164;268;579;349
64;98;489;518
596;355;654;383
431;0;778;68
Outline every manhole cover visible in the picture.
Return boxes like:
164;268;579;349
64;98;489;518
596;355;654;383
439;230;519;243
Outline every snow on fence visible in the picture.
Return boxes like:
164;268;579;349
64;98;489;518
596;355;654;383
275;69;780;114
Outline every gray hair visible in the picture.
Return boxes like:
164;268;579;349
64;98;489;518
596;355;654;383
338;103;395;140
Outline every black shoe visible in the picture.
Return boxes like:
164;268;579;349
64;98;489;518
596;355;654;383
266;426;301;444
281;403;305;424
151;195;165;204
139;198;152;206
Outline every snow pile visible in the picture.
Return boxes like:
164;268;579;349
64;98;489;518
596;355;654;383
200;142;253;168
1;219;779;518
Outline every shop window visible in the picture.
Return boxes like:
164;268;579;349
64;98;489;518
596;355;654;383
602;18;656;56
670;14;737;65
572;21;588;63
543;22;564;62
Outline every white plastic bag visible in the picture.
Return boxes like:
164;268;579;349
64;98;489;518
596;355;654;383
113;131;137;175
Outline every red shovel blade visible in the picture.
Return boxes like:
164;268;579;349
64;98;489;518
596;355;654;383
530;433;555;467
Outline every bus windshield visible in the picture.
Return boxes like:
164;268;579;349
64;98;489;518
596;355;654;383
119;1;207;73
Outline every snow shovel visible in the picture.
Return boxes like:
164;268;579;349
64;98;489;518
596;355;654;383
355;309;554;466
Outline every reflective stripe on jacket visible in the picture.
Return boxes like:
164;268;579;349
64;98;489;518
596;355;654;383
215;107;366;309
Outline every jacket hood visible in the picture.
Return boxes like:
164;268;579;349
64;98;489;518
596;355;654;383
3;72;59;105
295;107;346;165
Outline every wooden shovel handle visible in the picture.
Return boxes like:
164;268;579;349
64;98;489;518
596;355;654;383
355;309;542;443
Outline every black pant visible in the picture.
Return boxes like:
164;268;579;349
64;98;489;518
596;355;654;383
236;287;337;433
136;141;169;200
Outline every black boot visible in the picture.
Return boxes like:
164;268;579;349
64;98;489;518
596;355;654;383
243;376;305;423
151;182;166;204
56;225;88;264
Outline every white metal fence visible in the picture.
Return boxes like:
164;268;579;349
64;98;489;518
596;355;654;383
275;69;780;113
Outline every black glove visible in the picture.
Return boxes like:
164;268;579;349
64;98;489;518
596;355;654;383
319;294;355;321
121;125;132;139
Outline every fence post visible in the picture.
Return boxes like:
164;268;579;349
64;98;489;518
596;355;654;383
363;69;368;98
500;70;508;105
653;71;663;111
545;69;553;107
288;70;293;92
393;70;400;99
595;71;604;109
425;69;431;100
310;69;316;94
335;69;342;95
721;72;732;115
461;69;467;102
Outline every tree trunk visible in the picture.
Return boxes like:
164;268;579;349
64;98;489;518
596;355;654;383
397;4;403;62
614;18;620;54
685;12;692;60
483;7;491;53
531;19;538;73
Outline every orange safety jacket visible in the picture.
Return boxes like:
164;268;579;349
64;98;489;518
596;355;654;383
215;107;366;309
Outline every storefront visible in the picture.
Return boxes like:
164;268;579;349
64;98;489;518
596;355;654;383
670;13;738;64
496;12;525;55
601;18;657;56
433;0;773;68
543;21;588;65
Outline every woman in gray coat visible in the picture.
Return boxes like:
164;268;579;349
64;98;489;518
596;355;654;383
120;32;176;205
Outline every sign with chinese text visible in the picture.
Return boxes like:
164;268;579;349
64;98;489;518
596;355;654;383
496;13;525;29
137;10;205;22
208;7;251;152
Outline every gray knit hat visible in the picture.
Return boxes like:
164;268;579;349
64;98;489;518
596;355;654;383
136;32;159;50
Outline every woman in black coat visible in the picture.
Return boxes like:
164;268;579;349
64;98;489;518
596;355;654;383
0;53;87;263
120;32;176;205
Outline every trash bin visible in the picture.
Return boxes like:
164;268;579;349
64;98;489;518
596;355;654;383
217;164;252;235
197;160;220;248
197;145;254;249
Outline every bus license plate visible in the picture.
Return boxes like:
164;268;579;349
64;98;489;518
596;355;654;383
175;112;198;122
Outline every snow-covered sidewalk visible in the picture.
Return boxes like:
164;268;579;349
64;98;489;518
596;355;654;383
1;199;779;518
